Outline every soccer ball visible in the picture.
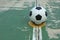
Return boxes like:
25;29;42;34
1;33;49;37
29;6;47;24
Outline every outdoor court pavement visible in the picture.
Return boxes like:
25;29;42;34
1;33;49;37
0;0;60;40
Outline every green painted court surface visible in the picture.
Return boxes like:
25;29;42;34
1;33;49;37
0;0;60;40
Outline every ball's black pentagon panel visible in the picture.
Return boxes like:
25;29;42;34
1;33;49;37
36;7;42;10
36;14;42;20
45;11;47;16
29;11;32;16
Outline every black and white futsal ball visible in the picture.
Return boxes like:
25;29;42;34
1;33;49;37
29;6;47;24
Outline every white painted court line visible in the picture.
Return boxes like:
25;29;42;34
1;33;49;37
32;27;42;40
32;27;35;40
39;27;42;40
